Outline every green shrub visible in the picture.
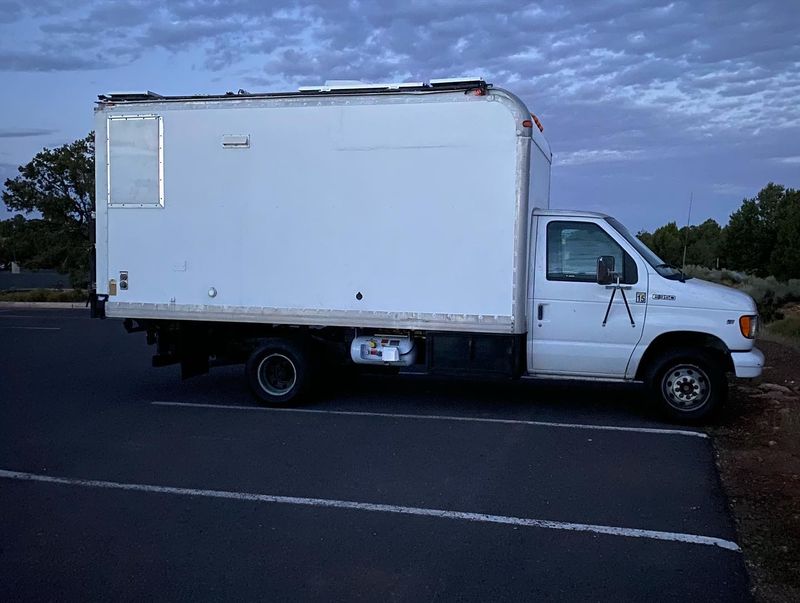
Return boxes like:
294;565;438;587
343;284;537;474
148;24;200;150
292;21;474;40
683;266;800;321
767;316;800;337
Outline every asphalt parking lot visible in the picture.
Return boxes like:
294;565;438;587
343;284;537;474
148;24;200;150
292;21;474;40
0;308;750;601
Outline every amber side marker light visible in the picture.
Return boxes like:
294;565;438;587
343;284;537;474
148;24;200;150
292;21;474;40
531;114;544;132
739;315;758;339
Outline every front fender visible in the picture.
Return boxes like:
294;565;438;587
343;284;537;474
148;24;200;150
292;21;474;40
626;306;749;378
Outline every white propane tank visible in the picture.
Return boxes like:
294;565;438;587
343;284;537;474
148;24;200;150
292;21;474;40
350;335;417;366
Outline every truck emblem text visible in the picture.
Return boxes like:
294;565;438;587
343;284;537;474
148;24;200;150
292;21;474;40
652;294;676;301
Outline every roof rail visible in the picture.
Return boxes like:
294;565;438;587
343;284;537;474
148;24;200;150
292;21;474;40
95;78;489;104
98;91;164;102
297;77;485;94
428;77;485;87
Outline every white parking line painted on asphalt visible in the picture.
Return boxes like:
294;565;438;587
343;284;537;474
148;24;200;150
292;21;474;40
0;326;61;331
151;401;709;439
0;468;739;551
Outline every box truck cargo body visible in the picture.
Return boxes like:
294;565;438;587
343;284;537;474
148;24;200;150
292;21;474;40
93;78;764;421
96;80;548;333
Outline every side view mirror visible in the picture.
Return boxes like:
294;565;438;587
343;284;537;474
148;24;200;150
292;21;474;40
597;255;616;285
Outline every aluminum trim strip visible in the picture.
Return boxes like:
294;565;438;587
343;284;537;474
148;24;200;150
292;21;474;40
107;302;518;334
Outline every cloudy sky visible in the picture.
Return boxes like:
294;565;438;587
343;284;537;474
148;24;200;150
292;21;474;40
0;0;798;232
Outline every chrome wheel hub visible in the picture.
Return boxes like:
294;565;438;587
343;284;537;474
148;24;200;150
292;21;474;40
662;364;711;411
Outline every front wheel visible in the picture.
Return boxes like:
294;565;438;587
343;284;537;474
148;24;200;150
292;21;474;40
646;348;727;422
246;339;311;406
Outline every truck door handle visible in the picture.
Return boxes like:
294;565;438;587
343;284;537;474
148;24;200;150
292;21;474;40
537;304;544;320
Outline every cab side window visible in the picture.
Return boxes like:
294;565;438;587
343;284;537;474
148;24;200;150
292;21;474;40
546;221;638;284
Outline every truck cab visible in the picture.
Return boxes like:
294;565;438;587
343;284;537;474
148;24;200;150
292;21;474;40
527;209;763;419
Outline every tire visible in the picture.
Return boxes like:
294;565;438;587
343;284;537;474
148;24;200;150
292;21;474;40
246;338;311;406
646;348;727;422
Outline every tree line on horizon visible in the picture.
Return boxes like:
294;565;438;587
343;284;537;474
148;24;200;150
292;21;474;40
0;133;798;286
637;183;800;281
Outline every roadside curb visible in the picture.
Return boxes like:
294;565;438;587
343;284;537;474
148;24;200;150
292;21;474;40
0;302;87;309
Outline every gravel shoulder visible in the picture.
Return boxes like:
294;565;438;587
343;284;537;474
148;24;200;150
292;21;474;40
710;339;800;602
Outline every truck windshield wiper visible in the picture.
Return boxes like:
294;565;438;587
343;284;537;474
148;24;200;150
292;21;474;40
655;263;687;282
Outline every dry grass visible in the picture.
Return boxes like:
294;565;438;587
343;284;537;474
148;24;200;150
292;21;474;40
0;289;86;302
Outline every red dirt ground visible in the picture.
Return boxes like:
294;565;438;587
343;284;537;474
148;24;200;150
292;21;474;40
710;339;800;602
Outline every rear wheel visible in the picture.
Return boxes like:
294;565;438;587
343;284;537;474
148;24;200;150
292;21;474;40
246;339;310;405
646;348;727;422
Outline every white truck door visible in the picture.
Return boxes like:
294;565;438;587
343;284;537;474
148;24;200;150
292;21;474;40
530;217;648;377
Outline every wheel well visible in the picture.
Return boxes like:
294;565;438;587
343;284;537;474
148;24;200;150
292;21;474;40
635;331;734;380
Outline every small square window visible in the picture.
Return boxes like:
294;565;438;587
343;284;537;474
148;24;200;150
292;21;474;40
107;115;164;208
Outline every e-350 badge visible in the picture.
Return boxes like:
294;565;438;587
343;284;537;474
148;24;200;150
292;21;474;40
652;293;676;301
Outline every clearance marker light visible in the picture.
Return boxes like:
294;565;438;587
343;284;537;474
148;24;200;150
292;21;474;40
531;114;544;132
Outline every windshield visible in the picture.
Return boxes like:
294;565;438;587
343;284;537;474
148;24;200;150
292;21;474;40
605;217;686;280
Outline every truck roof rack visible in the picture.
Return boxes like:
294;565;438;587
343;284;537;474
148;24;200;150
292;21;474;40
299;78;484;94
299;81;430;93
428;77;485;87
96;78;488;105
98;91;164;102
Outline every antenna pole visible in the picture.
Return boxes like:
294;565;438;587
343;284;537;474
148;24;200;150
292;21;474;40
682;192;693;269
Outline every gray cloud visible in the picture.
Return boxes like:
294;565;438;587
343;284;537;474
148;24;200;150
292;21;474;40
39;0;150;35
2;0;797;149
0;1;22;24
138;19;245;51
0;128;58;139
0;0;797;229
712;183;751;196
773;156;800;165
0;49;106;71
9;1;796;109
557;149;647;167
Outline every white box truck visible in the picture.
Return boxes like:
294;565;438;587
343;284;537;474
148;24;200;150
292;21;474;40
91;77;764;421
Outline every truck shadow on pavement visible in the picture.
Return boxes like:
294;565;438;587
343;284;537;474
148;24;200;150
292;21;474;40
138;366;665;428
